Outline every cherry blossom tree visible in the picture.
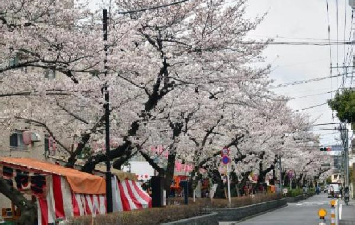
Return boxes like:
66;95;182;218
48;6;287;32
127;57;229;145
0;0;328;223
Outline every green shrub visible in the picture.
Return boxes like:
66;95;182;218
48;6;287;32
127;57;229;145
67;194;281;225
67;203;204;225
286;188;303;197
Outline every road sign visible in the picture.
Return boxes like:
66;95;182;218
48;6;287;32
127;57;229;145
221;147;230;156
222;156;230;164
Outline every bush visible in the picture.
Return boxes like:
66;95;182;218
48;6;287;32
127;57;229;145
67;203;204;225
207;193;282;208
286;188;303;197
67;194;281;225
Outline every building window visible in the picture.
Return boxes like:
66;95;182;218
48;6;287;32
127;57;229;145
10;130;27;150
44;69;56;79
9;55;19;67
44;135;49;158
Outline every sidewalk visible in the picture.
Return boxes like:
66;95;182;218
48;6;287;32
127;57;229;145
340;198;355;225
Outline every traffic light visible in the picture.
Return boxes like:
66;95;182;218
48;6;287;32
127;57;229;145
320;147;332;151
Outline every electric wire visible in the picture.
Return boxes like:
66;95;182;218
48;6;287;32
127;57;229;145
289;90;337;100
345;10;354;67
237;40;354;46
117;0;191;14
295;103;328;112
270;73;344;89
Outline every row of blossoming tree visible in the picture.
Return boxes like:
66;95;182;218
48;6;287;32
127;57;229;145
0;0;331;223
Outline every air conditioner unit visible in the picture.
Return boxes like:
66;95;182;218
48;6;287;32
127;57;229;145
31;132;41;142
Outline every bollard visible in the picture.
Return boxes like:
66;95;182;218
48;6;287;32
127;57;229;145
318;208;327;225
330;200;339;225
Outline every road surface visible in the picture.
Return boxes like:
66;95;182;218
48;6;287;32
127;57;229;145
219;193;355;225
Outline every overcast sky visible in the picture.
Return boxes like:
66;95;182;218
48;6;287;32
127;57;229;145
90;0;353;146
245;0;353;146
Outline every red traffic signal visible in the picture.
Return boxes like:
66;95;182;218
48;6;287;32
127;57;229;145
320;147;332;151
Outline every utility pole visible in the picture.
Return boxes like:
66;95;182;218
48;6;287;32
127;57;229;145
339;122;349;188
345;122;349;188
103;9;113;213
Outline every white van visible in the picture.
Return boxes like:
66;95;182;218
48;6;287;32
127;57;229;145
328;183;341;198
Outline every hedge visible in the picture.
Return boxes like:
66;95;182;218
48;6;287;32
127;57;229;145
67;193;281;225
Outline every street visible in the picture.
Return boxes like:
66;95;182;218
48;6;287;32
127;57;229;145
220;194;355;225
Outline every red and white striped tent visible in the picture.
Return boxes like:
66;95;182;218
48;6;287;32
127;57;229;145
0;157;151;225
94;165;152;211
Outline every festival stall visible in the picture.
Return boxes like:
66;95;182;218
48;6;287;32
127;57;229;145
0;157;151;225
95;165;152;211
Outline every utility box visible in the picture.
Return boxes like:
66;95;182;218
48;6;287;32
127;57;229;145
350;0;355;9
151;176;165;207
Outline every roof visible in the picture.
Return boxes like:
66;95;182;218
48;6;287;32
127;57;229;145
48;155;138;181
95;165;138;181
0;157;105;195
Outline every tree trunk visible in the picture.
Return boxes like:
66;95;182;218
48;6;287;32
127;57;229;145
236;171;251;196
0;177;37;225
164;152;176;197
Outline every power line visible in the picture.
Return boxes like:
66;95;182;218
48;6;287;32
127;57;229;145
270;73;344;89
239;40;355;46
295;103;328;112
249;35;348;42
317;132;339;136
118;0;191;14
312;123;340;127
345;10;354;66
290;90;336;100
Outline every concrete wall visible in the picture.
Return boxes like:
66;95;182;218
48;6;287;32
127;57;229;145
285;194;309;203
161;199;287;225
0;122;47;209
208;198;287;222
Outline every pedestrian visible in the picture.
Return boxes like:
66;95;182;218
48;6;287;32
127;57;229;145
316;186;320;195
330;185;334;198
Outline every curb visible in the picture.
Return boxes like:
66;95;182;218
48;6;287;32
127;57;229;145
161;198;287;225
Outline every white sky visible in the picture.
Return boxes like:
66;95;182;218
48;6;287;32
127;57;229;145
246;0;354;146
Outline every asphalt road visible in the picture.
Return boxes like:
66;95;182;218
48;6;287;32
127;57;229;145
219;193;355;225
